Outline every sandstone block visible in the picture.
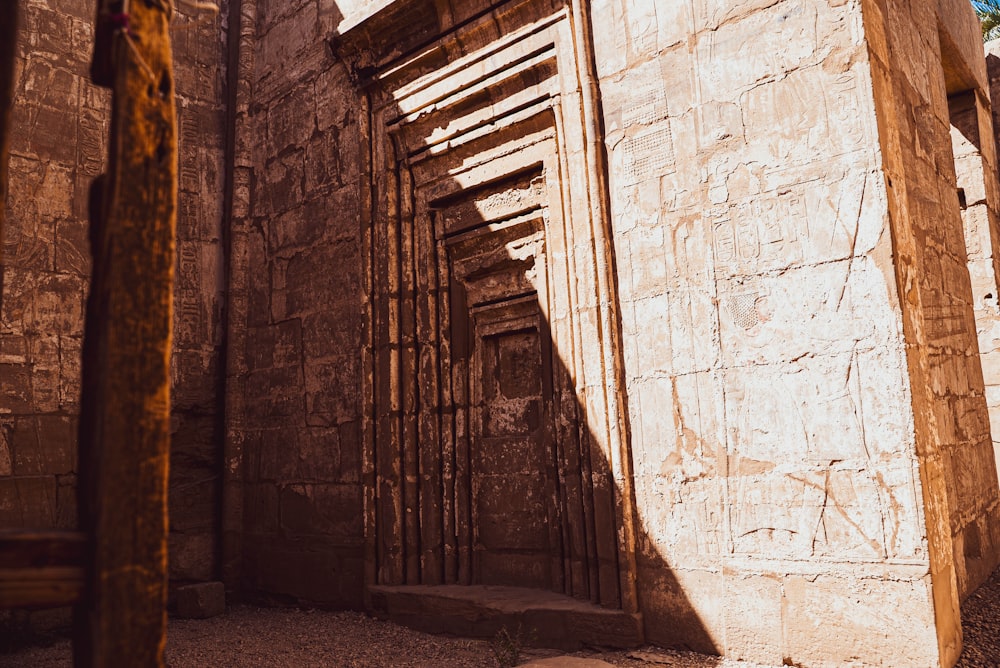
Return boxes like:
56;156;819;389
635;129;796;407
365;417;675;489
175;582;225;619
520;659;614;668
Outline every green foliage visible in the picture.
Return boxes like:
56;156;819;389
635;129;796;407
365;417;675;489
490;624;535;668
974;0;1000;41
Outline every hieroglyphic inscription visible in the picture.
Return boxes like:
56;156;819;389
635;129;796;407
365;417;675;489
726;291;765;331
711;187;807;276
175;244;203;346
477;175;546;218
826;73;867;152
624;127;675;182
621;87;674;183
622;88;669;126
179;115;201;193
924;304;969;347
437;170;546;235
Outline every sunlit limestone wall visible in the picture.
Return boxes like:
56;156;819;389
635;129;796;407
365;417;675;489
979;35;1000;561
224;0;367;605
865;0;1000;661
589;0;991;664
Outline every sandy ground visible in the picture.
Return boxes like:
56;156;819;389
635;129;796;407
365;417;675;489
1;564;997;667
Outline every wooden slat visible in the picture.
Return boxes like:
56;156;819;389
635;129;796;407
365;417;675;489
0;567;85;609
0;531;86;609
0;530;86;569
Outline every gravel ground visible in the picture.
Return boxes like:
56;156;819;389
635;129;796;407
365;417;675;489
1;565;997;667
955;562;1000;667
0;608;772;668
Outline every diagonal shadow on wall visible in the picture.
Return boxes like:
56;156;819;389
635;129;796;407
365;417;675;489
351;0;722;654
230;0;718;655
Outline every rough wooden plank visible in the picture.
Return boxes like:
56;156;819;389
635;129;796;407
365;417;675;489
0;531;86;609
0;567;85;609
75;0;177;665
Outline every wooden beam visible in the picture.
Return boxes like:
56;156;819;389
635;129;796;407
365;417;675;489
0;531;86;609
76;0;177;665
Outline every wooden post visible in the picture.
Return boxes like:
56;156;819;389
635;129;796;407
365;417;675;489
0;0;19;303
76;0;177;665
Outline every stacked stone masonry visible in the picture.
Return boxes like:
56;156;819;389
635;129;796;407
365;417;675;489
3;0;100;535
2;0;229;584
4;0;1000;666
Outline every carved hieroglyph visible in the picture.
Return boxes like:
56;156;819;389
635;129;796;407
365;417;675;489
588;0;1000;664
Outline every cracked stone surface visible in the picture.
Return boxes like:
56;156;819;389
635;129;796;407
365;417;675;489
5;0;1000;665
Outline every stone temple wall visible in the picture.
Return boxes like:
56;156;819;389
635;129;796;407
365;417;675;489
4;0;1000;665
223;0;368;605
942;13;1000;602
168;0;230;585
2;0;102;534
981;35;1000;544
865;0;1000;659
0;0;229;584
597;0;916;661
226;0;1000;665
592;0;982;664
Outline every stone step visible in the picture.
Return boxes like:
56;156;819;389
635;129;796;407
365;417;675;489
367;584;643;650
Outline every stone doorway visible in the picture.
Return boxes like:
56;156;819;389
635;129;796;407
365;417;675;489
353;0;637;610
447;205;561;591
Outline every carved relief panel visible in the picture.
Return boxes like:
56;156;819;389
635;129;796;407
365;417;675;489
348;0;635;607
447;207;560;590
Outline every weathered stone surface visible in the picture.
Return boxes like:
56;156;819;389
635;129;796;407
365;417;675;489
2;0;229;589
368;585;642;650
1;0;106;537
226;0;366;612
520;659;614;668
218;0;1000;664
167;0;230;584
175;581;226;619
8;0;1000;665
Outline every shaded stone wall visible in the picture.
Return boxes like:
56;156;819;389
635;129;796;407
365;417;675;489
1;0;103;532
949;90;1000;598
865;0;1000;659
169;0;230;584
941;13;1000;600
224;0;367;605
1;1;229;584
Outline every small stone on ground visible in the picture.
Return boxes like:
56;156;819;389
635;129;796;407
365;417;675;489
176;581;226;619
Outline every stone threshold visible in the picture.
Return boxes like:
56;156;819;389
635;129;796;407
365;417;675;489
367;584;643;650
